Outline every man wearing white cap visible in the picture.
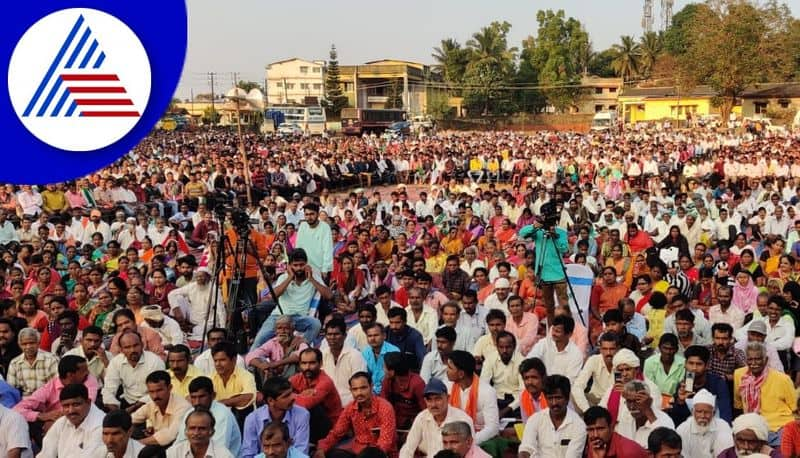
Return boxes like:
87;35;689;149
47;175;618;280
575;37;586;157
168;266;225;342
599;348;660;428
483;278;511;316
140;305;185;348
675;389;733;458
717;412;777;457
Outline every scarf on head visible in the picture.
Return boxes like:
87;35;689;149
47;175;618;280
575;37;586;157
739;368;769;413
449;374;480;423
520;390;547;418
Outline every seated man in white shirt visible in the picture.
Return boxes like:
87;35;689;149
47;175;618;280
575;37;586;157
39;383;105;457
102;330;166;412
0;404;32;458
615;380;674;448
675;389;733;458
445;351;499;445
519;374;587;458
166;408;234;458
90;409;143;458
572;332;618;415
140;305;185;349
400;378;474;458
527;315;583;383
131;370;192;455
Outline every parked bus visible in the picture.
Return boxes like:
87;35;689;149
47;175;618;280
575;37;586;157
341;108;407;135
266;105;326;135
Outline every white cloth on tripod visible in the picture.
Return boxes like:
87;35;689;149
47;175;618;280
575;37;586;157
562;263;592;325
167;279;225;340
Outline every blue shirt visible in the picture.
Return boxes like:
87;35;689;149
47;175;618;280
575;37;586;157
0;379;20;408
625;313;647;341
242;404;310;458
362;341;400;394
175;400;240;456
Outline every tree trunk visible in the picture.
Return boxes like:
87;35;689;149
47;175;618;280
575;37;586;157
720;95;735;126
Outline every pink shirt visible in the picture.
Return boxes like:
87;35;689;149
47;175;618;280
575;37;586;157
14;374;99;422
466;445;492;458
244;337;308;366
506;312;540;355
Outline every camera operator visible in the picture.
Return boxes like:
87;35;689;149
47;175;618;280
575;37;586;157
250;248;328;351
519;208;570;327
224;211;269;307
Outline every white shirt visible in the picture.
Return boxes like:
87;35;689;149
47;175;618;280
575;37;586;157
676;417;733;458
399;406;474;458
615;408;674;448
168;281;226;341
527;337;583;383
0;405;32;458
406;306;438;347
447;378;499;444
571;354;613;413
483;294;510;316
102;351;166;405
519;408;586;458
142;315;186;347
322;345;367;406
166;441;234;458
89;439;143;458
39;404;105;457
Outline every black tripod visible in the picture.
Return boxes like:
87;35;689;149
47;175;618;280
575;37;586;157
529;226;586;328
200;215;283;354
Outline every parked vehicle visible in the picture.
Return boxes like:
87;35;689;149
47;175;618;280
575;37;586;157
277;123;303;136
591;111;618;131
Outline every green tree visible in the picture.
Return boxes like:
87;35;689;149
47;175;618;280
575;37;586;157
680;0;800;121
588;48;617;77
663;3;706;56
202;106;220;125
639;31;663;78
431;38;470;87
462;21;518;115
611;35;641;82
515;36;545;113
236;81;263;92
526;10;590;112
324;44;348;117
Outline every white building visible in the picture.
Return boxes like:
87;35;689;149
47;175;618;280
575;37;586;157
265;58;325;105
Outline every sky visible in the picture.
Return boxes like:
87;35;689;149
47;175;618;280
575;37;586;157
176;0;800;99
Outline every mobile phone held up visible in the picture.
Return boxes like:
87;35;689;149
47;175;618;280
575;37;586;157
684;371;694;393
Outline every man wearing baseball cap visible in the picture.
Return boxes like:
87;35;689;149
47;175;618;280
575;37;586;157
734;320;785;372
400;378;474;458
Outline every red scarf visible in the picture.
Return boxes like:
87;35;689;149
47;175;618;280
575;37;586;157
739;368;769;413
607;372;643;425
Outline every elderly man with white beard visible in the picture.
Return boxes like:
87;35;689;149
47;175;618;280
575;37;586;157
675;389;733;458
167;267;225;341
717;413;778;458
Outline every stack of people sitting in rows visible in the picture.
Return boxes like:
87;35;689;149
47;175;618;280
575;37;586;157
0;127;799;457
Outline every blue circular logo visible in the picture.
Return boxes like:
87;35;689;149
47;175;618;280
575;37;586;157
2;1;187;183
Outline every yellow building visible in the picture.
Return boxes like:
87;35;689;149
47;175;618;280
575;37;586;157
619;86;717;123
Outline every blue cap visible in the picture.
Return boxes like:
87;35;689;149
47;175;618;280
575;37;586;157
424;378;448;396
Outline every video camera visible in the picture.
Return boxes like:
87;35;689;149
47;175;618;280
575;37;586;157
539;200;561;230
214;204;252;236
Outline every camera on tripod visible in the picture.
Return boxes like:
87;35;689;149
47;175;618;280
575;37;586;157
539;200;561;230
214;204;252;236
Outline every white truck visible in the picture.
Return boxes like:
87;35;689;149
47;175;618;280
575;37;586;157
591;111;617;132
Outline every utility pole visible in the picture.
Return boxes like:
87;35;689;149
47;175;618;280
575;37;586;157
208;72;217;126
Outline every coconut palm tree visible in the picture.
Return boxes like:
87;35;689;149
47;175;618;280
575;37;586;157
432;38;468;85
611;35;642;82
639;31;663;79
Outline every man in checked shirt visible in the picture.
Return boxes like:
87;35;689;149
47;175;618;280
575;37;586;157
314;371;396;457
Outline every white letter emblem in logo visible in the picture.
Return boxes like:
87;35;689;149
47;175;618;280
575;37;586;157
7;8;151;152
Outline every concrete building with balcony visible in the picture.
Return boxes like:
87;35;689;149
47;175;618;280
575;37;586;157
265;58;325;105
576;76;623;113
338;60;435;115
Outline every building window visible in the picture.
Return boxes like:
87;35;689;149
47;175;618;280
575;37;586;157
595;88;603;94
609;105;617;111
343;83;353;91
754;102;768;114
313;83;322;90
609;87;617;93
595;105;604;112
779;100;790;109
312;67;321;73
670;105;698;117
276;82;282;87
286;83;295;89
300;83;309;89
299;66;308;73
